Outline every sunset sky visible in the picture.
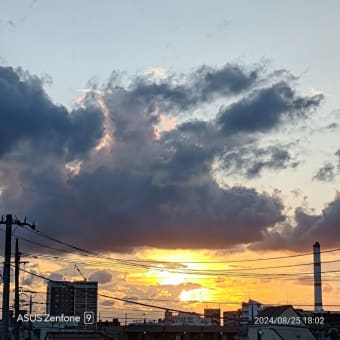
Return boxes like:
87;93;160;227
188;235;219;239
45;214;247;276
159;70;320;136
1;0;340;321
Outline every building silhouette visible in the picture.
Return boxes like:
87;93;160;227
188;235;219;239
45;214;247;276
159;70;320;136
46;281;98;324
203;308;221;326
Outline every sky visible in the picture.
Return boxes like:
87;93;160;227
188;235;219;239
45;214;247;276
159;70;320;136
1;0;340;320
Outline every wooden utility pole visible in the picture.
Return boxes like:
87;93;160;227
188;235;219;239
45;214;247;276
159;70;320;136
1;214;12;340
1;214;35;340
14;238;21;340
15;238;21;318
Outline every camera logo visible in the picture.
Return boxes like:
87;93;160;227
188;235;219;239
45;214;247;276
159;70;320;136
84;311;95;325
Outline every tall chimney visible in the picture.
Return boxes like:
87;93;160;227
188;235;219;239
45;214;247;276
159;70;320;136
313;241;323;312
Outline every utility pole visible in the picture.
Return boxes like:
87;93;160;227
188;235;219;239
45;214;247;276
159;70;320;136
15;239;21;319
14;239;28;340
14;238;20;340
0;214;35;340
29;295;33;314
29;295;33;340
14;240;28;318
1;214;13;340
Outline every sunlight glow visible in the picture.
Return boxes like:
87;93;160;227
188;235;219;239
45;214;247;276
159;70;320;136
95;96;114;151
153;113;177;140
153;270;188;286
180;288;213;302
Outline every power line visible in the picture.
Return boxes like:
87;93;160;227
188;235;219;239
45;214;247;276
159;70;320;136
21;251;340;273
13;266;279;323
11;265;340;326
14;266;209;317
19;252;340;279
20;224;340;265
3;224;340;284
11;225;340;278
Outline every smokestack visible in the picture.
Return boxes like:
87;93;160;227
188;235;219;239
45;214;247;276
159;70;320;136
313;241;323;312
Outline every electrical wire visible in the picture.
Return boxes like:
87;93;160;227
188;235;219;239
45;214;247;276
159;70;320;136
3;224;340;280
21;224;340;265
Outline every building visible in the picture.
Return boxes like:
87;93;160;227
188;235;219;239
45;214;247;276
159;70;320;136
46;281;98;324
164;310;173;325
204;309;221;326
174;312;211;326
223;311;240;327
240;299;263;325
160;311;211;326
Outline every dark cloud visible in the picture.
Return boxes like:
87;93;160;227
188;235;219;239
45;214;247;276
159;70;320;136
0;66;104;160
313;162;335;182
153;119;256;185
191;64;259;101
313;149;340;182
221;144;299;178
89;270;113;284
326;122;338;130
251;194;340;251
22;168;285;251
0;63;325;252
103;87;158;145
153;142;215;184
217;82;323;135
129;63;260;112
336;149;340;170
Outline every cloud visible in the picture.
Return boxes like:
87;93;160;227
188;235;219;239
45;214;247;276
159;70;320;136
290;188;303;198
20;167;285;251
0;63;325;252
48;272;64;281
7;20;16;29
89;270;113;284
313;162;336;182
295;277;313;286
191;64;259;102
22;275;35;286
326;122;338;130
0;19;16;31
336;149;340;170
323;283;333;293
100;300;115;307
252;194;340;251
144;67;168;80
0;66;104;161
217;82;323;135
313;149;340;182
21;267;41;285
221;144;299;178
128;63;260;112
